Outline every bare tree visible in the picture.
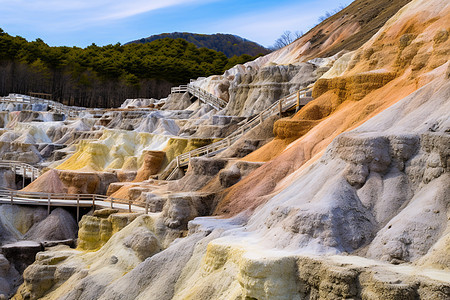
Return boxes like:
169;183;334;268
317;5;347;23
271;30;303;50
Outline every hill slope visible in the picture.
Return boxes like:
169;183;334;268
0;33;260;108
128;32;271;58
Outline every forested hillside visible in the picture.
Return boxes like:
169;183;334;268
0;29;261;108
128;32;270;58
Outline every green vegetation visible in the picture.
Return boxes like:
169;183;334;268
129;32;270;58
0;29;262;108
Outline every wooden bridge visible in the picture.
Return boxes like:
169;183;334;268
162;85;313;180
0;188;147;221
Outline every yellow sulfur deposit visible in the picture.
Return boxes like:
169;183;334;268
56;140;109;171
56;130;218;173
163;137;219;163
55;130;171;172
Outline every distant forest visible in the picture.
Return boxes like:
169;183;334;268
0;29;263;108
129;32;270;58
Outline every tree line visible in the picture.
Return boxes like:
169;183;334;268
0;29;263;108
130;32;270;58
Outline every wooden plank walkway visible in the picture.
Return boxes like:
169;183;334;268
0;189;146;221
163;84;313;180
171;84;227;110
0;94;85;117
0;160;41;179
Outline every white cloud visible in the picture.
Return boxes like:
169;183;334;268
0;0;351;47
0;0;217;30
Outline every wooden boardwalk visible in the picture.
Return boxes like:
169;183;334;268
0;160;42;188
172;84;227;110
0;94;85;117
0;189;146;221
163;84;313;179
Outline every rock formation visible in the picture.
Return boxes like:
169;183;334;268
1;0;449;298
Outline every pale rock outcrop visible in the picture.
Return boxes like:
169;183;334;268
0;254;20;299
194;63;320;117
218;115;279;158
15;215;161;300
156;192;215;247
0;205;48;241
219;161;264;188
178;115;244;139
0;166;16;189
77;209;142;251
120;98;163;109
168;157;228;192
23;208;78;243
0;142;42;164
161;92;192;110
2;241;43;274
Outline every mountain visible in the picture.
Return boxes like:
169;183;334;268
0;31;261;108
128;32;271;58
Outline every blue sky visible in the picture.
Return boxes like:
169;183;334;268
0;0;351;48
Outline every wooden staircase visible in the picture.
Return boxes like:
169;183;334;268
171;84;227;110
161;85;313;180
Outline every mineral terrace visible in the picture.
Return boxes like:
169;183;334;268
0;0;449;299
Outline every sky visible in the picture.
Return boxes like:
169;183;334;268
0;0;352;48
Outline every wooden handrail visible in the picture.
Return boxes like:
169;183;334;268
0;160;42;184
170;84;227;110
0;188;144;218
0;94;86;117
187;85;228;110
160;84;313;179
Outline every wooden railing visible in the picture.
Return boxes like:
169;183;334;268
0;188;144;221
0;94;85;117
171;84;227;110
171;85;188;93
0;160;41;188
187;85;228;110
161;86;313;180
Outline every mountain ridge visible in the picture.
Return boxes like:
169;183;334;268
127;32;271;58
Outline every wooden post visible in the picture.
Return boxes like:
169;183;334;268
76;194;80;222
296;91;300;112
145;201;148;214
259;114;263;124
22;166;25;188
92;195;95;210
10;191;13;205
31;169;35;182
128;200;132;213
47;194;51;215
176;156;180;168
279;99;282;116
110;198;114;209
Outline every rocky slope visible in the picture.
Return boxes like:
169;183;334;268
191;0;413;117
0;0;449;299
0;205;77;298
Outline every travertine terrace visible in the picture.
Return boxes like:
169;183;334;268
0;0;448;299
